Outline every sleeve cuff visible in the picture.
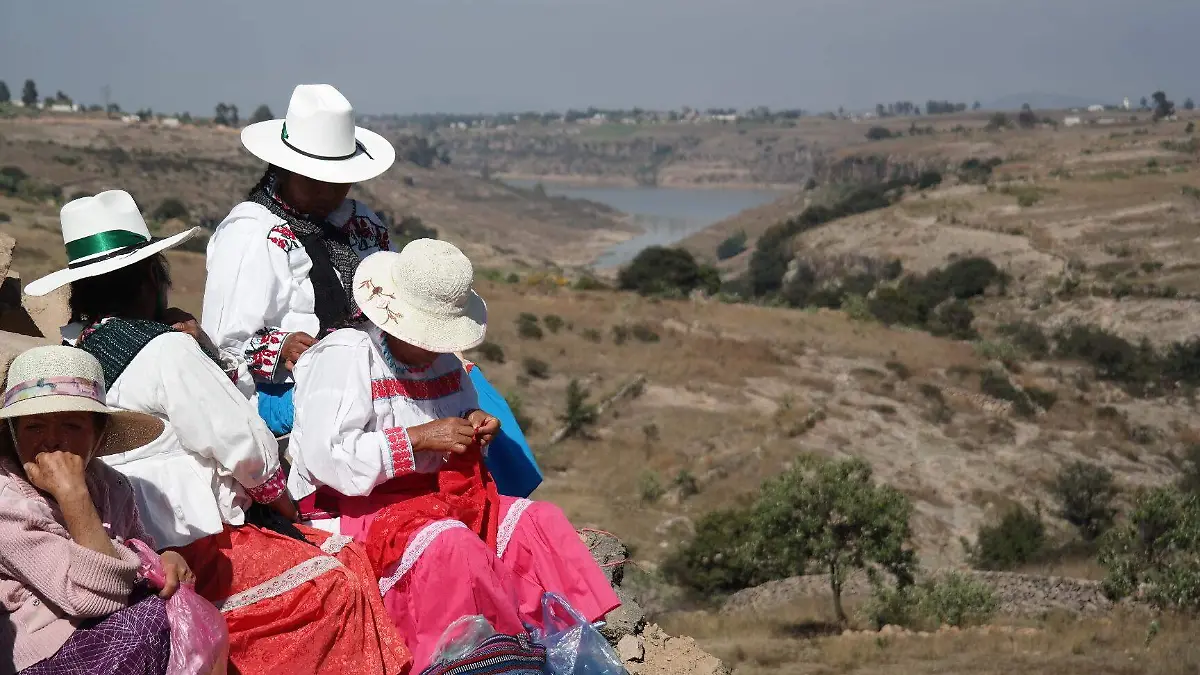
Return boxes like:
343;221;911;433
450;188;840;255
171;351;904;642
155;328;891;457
383;427;416;478
245;329;292;382
244;467;288;504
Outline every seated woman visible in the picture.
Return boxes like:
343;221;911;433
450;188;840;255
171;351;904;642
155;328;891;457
0;345;191;675
22;190;410;675
289;240;620;670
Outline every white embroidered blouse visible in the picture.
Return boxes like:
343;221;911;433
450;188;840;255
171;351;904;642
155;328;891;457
287;326;481;507
63;323;286;549
200;198;394;385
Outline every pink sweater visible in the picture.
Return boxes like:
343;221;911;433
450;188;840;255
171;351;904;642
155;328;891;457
0;456;154;673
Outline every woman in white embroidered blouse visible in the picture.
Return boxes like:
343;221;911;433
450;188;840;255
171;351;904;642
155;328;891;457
289;241;619;671
200;84;397;437
24;190;411;675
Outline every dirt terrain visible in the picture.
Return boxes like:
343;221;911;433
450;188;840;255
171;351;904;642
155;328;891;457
5;108;1200;674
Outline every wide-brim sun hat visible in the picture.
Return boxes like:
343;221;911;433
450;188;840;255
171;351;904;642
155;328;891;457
24;190;199;297
240;84;396;185
1;345;163;457
352;239;488;354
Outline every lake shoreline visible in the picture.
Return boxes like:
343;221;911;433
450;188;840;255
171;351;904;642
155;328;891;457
497;172;798;193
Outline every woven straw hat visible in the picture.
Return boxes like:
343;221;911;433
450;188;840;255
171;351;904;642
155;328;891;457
1;346;163;457
352;240;488;354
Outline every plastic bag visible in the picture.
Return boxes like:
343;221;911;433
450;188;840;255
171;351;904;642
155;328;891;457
533;593;628;675
129;539;230;675
430;615;498;665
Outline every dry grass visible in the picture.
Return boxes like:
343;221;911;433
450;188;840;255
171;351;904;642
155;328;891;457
664;606;1200;675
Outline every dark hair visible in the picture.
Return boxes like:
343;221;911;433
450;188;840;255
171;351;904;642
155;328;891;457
248;165;284;198
69;254;172;323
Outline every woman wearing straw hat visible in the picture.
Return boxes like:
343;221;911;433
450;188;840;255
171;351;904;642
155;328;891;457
288;240;619;671
0;345;187;674
200;84;397;437
22;191;411;675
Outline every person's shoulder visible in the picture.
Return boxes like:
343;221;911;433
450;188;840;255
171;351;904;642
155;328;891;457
310;327;373;355
213;202;299;254
332;200;392;252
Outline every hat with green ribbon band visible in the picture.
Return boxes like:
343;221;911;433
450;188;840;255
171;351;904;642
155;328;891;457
23;189;200;298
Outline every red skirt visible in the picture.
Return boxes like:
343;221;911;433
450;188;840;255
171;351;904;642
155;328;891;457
174;523;411;675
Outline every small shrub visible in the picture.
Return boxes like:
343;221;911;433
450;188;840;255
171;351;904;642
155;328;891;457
662;506;764;595
1177;444;1200;494
572;275;608;291
918;573;999;628
716;230;748;261
581;328;602;343
152;197;188;221
522;357;550;379
639;471;665;503
611;325;629;345
998;321;1050;359
630;323;660;343
964;503;1046;570
0;212;10;224
559;379;598;439
1024;385;1058;411
618;246;720;297
472;341;506;364
865;126;896;141
1100;486;1200;610
885;361;912;380
979;369;1035;417
543;315;565;334
641;423;660;443
917;170;943;190
505;272;521;284
516;313;543;340
1053;461;1118;541
673;469;699;498
861;582;921;630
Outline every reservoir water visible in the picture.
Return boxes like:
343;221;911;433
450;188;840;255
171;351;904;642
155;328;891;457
504;180;784;268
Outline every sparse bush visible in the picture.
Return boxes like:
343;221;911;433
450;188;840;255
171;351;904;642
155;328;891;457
572;275;608;291
673;469;699;498
559;379;597;439
865;126;896;141
1024;386;1058;411
152;197;188;221
543;315;565;334
1177;444;1200;494
516;313;543;340
0;212;11;224
1053;461;1118;541
885;361;912;379
581;328;602;343
611;325;629;345
861;582;921;630
917;170;943;190
716;230;748;261
639;471;665;503
630;323;660;343
1100;486;1200;610
918;573;999;628
662;506;765;596
641;423;660;443
522;357;550;379
472;341;505;364
964;503;1046;570
928;299;976;340
998;321;1050;359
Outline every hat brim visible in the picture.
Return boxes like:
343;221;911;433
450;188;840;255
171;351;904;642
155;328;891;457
0;403;164;459
241;119;396;185
23;227;201;298
352;251;488;354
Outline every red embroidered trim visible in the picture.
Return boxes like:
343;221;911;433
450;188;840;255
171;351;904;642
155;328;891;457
267;224;300;253
384;427;416;477
371;370;463;401
246;329;289;381
245;467;287;504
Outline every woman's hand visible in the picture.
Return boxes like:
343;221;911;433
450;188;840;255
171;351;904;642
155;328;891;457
158;551;196;599
162;308;221;355
24;451;90;501
466;410;501;447
281;333;316;371
408;418;477;455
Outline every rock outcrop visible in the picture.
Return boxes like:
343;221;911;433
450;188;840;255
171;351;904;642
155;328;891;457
582;530;728;675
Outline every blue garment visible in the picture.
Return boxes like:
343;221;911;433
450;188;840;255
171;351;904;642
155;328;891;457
256;383;295;437
471;366;543;498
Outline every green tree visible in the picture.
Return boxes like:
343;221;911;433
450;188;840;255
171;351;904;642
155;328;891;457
1017;103;1037;129
249;104;273;124
972;101;982;111
618;246;720;297
1152;91;1175;121
750;456;917;624
1184;97;1196;111
662;506;767;595
559;379;598;439
1100;487;1200;610
716;231;748;261
964;503;1046;570
214;103;230;126
21;79;38;108
0;81;9;104
1052;461;1118;541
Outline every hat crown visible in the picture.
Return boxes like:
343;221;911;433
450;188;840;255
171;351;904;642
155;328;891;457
59;190;151;262
3;346;107;409
392;239;475;317
283;84;357;159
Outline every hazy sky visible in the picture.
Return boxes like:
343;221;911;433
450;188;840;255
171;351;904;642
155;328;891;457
2;0;1197;116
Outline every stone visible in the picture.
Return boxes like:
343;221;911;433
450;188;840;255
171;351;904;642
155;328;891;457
617;635;645;663
0;274;43;338
599;585;646;643
0;232;15;280
581;529;629;586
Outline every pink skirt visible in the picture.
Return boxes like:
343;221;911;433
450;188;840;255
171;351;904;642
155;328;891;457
342;495;620;672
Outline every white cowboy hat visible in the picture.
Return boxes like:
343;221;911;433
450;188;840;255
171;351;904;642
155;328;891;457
352;240;488;354
240;84;395;185
1;346;163;457
23;190;199;297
